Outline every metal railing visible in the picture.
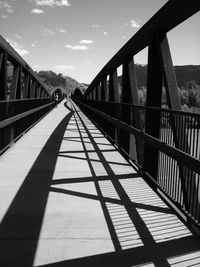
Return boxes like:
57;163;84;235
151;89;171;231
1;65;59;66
73;0;200;234
0;35;56;154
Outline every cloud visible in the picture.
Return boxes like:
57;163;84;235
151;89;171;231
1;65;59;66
123;19;141;29
103;31;108;36
6;38;29;57
58;28;66;34
1;14;8;19
40;26;54;36
0;1;14;13
130;19;140;28
65;44;88;50
31;8;44;13
15;34;22;39
30;0;70;7
79;39;93;44
54;65;75;71
33;65;40;70
92;24;100;28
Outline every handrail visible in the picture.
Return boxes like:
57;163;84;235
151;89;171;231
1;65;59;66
74;99;200;175
0;101;55;129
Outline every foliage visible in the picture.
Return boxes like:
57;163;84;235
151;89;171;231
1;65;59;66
37;70;87;96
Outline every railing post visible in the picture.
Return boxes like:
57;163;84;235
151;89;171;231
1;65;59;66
24;74;30;98
128;59;144;166
95;86;99;100
105;77;109;102
10;66;20;100
143;36;163;181
119;56;142;156
118;58;132;153
0;52;7;100
0;52;8;149
101;78;106;101
108;70;120;141
16;66;22;99
93;87;96;100
30;80;36;98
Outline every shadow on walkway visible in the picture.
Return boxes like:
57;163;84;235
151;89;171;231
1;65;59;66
0;102;74;267
0;100;199;267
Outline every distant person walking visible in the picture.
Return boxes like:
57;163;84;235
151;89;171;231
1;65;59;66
55;93;58;102
55;93;59;106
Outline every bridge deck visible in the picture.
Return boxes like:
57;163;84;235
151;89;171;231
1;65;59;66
0;100;199;266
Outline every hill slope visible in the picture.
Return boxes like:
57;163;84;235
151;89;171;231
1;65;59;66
37;70;87;96
118;64;200;88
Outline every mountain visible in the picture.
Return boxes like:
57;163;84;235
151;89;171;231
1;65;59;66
118;64;200;88
174;65;200;87
37;70;87;96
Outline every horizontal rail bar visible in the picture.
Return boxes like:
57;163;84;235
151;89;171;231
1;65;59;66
0;101;55;129
0;97;54;104
75;99;200;175
86;100;200;118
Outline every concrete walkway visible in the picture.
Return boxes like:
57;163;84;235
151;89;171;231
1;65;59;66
0;99;199;267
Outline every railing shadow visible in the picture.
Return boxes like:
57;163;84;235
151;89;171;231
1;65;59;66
42;102;200;266
0;100;199;267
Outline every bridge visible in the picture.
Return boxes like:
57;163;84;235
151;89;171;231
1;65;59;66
0;0;200;266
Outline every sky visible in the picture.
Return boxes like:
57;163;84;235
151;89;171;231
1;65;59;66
0;0;199;84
